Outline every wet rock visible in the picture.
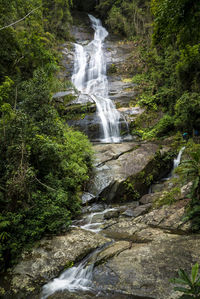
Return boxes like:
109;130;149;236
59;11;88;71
70;12;94;41
95;241;130;266
117;107;145;127
93;234;200;299
83;203;107;213
68;114;102;141
102;201;192;245
82;192;96;205
10;228;110;297
94;142;138;167
139;193;158;204
122;204;152;218
108;78;136;107
104;210;120;220
87;142;172;202
53;89;78;100
47;290;153;299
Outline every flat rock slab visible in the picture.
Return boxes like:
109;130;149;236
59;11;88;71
93;142;139;166
93;234;200;299
122;203;152;218
11;228;110;296
102;203;191;241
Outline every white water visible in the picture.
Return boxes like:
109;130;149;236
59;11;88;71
173;146;185;169
41;207;115;298
80;208;116;233
148;146;186;193
41;248;101;299
72;14;121;143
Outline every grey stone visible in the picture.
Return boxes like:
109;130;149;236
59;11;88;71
122;204;152;218
93;234;200;299
10;228;110;296
87;142;171;202
139;193;157;204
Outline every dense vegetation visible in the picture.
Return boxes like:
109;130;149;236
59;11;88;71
1;0;200;273
0;0;93;271
96;0;200;136
95;0;200;229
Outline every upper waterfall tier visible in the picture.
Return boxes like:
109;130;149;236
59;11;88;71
71;14;121;143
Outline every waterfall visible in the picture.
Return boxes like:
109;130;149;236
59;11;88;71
41;207;115;298
148;146;186;193
41;248;100;299
72;14;121;143
173;146;185;169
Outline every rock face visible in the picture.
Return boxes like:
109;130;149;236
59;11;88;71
93;233;200;299
86;142;172;202
10;228;110;297
4;13;199;299
90;203;196;299
56;13;139;141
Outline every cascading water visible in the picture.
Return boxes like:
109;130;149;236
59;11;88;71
148;146;186;193
173;146;185;169
72;14;121;143
41;207;115;298
41;246;104;299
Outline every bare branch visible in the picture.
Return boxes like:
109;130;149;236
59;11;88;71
0;6;41;31
35;177;56;192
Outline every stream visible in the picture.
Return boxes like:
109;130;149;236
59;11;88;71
72;14;124;143
40;14;186;299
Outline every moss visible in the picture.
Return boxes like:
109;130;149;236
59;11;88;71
64;261;74;269
153;187;181;208
122;148;174;202
107;63;117;74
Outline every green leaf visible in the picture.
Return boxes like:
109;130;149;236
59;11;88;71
178;269;192;287
191;263;199;284
171;278;190;285
174;286;192;293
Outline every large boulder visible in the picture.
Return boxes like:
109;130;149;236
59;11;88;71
91;203;196;299
86;142;172;202
9;228;110;298
93;234;200;299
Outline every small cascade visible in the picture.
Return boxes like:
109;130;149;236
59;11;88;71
80;207;116;233
41;245;107;299
148;146;186;193
71;14;122;143
173;146;186;170
41;207;115;298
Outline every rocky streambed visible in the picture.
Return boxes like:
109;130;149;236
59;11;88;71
2;11;200;299
5;141;200;299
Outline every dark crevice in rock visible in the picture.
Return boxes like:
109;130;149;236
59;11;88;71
95;145;139;168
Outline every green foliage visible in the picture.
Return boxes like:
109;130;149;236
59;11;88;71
174;93;200;132
0;0;72;81
171;263;200;298
176;45;200;92
153;187;181;208
0;69;93;270
136;114;174;140
177;145;200;200
43;0;73;39
0;1;94;272
175;144;200;231
123;178;140;200
96;0;151;38
151;0;200;48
